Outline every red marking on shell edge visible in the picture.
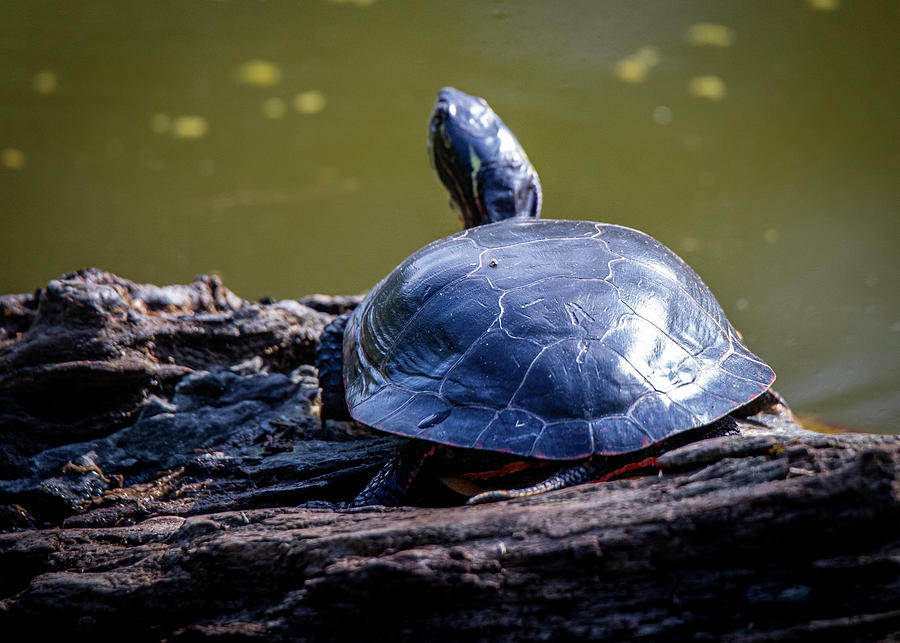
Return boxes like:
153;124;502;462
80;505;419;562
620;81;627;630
461;460;551;481
405;445;438;487
751;382;774;401
593;456;660;484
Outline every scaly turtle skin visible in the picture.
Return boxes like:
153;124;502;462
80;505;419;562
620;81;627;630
317;87;775;506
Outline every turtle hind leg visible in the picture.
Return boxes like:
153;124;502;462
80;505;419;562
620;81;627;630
466;454;660;505
316;311;353;423
351;442;438;507
467;416;739;505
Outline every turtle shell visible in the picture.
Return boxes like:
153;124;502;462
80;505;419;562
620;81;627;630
343;219;774;460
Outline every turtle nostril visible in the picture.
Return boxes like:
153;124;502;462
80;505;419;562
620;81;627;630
432;96;459;123
432;102;448;121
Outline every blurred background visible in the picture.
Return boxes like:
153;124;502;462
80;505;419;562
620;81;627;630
0;0;897;433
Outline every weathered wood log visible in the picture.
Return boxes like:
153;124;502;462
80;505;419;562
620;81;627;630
1;271;898;641
0;269;330;473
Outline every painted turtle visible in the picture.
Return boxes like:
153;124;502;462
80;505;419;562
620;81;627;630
317;87;775;506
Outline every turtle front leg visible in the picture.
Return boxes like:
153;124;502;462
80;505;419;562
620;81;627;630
351;442;437;507
316;311;353;424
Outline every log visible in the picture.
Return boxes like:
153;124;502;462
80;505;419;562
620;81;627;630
1;270;898;641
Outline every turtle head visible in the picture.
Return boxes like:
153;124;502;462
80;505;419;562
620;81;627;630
428;87;541;229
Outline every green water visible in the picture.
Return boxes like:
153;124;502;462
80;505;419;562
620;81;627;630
1;1;897;432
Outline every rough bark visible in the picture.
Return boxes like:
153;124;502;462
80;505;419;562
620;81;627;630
0;270;898;641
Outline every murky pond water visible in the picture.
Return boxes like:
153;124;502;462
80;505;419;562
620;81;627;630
1;1;897;432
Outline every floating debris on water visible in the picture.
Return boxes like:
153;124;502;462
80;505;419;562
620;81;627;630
294;90;327;114
764;228;779;244
686;24;736;48
634;46;660;67
150;112;171;134
262;97;287;119
653;105;673;125
615;58;648;83
615;46;661;84
806;0;841;11
680;237;701;252
172;115;209;139
682;133;703;150
152;112;208;139
33;70;58;94
688;75;727;101
328;0;378;6
235;59;282;87
1;148;26;169
736;298;749;312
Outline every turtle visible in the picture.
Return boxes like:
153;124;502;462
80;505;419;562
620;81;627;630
316;86;776;506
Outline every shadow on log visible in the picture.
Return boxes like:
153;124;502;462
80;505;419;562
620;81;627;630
1;270;898;641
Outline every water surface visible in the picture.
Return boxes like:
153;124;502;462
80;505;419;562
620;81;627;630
1;1;897;432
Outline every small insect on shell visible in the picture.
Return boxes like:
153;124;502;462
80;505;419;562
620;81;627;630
489;259;499;267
